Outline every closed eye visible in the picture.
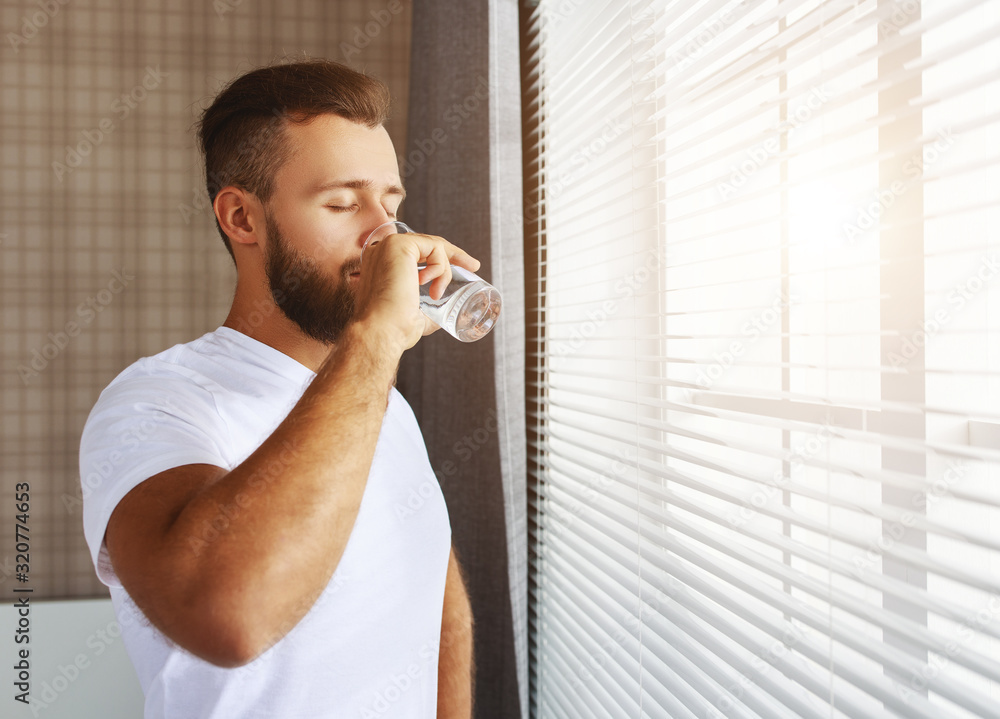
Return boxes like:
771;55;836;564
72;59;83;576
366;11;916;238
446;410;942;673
327;204;358;212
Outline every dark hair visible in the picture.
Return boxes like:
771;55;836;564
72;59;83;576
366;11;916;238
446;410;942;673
197;60;392;262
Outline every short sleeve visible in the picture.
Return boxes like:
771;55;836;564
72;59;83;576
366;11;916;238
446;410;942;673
80;366;231;587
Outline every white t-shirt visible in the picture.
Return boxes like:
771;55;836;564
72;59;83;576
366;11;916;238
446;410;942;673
79;326;451;719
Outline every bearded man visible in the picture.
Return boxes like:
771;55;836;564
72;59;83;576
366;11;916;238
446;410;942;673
80;60;475;719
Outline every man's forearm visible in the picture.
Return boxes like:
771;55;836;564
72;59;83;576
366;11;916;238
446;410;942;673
151;320;401;660
438;547;475;718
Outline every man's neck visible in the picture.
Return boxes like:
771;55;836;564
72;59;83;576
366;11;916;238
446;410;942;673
223;292;334;373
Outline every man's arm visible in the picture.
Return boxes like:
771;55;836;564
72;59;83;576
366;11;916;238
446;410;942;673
106;322;399;667
104;232;478;668
438;546;474;719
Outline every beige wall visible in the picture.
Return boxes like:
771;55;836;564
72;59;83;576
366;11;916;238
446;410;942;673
1;0;411;598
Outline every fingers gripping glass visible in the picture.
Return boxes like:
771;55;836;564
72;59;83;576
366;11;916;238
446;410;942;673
362;221;502;342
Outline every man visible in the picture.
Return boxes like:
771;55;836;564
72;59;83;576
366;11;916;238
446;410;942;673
80;60;475;718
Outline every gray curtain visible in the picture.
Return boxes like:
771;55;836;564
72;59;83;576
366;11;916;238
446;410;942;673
397;0;527;717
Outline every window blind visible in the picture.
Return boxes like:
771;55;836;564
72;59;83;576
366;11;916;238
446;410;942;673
523;1;1000;717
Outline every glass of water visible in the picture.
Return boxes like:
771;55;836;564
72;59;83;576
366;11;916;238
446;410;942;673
362;221;502;342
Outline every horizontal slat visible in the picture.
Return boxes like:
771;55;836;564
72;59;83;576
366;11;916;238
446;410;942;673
534;443;1000;639
537;578;643;716
536;378;1000;463
640;504;1000;684
540;535;792;719
535;373;1000;440
536;487;824;717
540;408;1000;552
531;398;1000;509
528;458;1000;646
534;404;1000;515
541;465;942;717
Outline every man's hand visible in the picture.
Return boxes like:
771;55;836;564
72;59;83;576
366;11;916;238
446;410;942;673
355;231;481;352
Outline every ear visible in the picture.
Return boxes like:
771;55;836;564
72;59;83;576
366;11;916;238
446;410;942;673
214;186;265;250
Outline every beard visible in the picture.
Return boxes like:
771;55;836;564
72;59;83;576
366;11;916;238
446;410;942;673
263;210;360;345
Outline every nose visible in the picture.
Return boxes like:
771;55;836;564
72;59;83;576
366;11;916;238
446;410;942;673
358;206;394;249
372;204;392;225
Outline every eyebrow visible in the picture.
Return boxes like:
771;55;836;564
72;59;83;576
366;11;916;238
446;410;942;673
313;178;406;200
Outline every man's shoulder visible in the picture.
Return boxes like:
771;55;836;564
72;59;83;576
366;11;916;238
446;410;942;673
101;329;228;395
86;325;311;435
81;329;246;437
